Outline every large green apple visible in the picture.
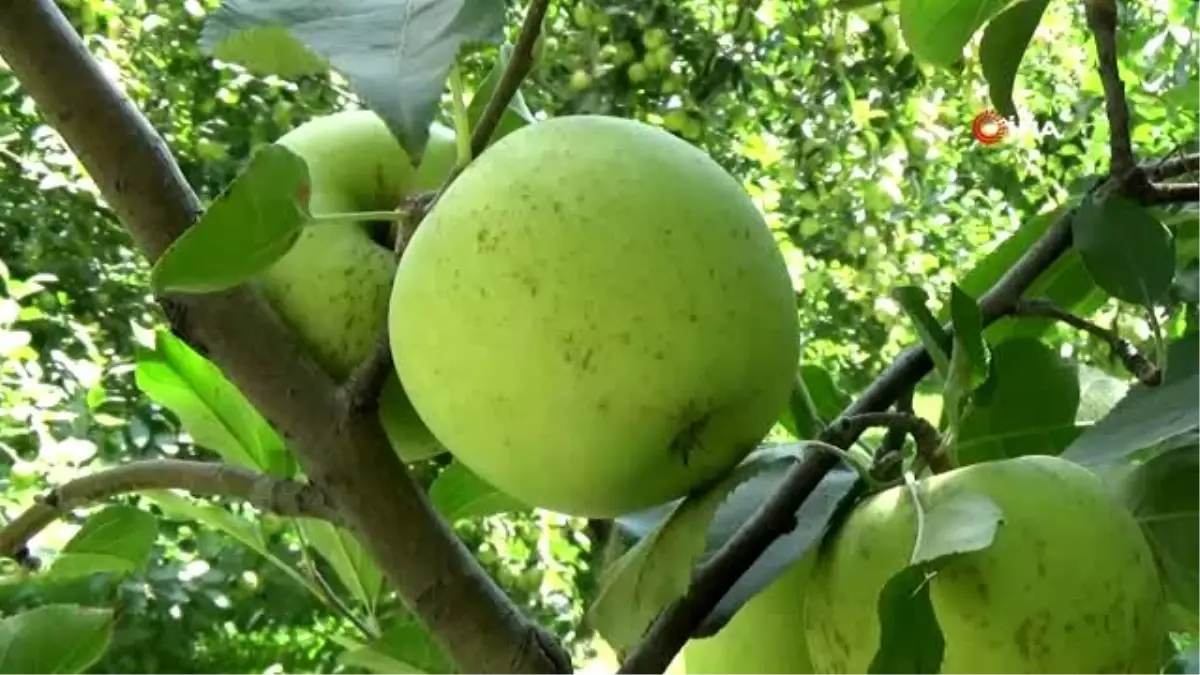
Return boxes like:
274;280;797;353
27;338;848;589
258;110;456;462
388;115;799;518
681;551;816;674
804;454;1168;673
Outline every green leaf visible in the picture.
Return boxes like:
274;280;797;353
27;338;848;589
782;365;854;438
1073;194;1176;307
587;446;797;652
892;285;952;380
1075;364;1130;424
200;0;507;158
428;460;529;523
898;0;1013;67
980;0;1050;120
1113;443;1199;632
379;375;448;464
693;449;860;636
465;43;536;149
141;490;327;602
337;614;456;674
0;604;114;674
41;554;140;582
296;518;386;613
47;505;158;578
150;144;310;294
201;25;329;78
1162;642;1200;675
868;565;944;674
911;490;1005;565
948;285;989;390
1062;334;1199;467
956;337;1082;465
135;329;295;478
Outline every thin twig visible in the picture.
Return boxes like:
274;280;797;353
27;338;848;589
1014;298;1161;386
0;459;339;558
1145;152;1199;181
421;0;552;217
470;0;550;159
337;0;554;417
825;411;949;474
1146;182;1200;204
1084;0;1136;176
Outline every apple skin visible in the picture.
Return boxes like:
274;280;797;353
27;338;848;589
257;110;456;463
681;551;816;674
261;110;455;378
388;115;799;518
803;454;1168;674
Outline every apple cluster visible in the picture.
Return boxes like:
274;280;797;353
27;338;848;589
256;111;1170;674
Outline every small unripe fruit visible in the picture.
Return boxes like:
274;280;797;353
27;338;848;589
643;27;667;50
627;62;648;83
569;69;592;91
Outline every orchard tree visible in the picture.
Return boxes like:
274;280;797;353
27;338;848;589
0;0;1196;673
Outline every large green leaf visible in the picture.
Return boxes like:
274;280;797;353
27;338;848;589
135;329;295;478
295;518;386;613
335;614;456;674
980;0;1050;120
1062;334;1199;467
956;338;1081;465
44;506;158;581
1113;443;1199;633
898;0;1013;67
782;364;855;439
1073;195;1176;307
0;604;114;674
428;460;529;523
141;490;326;602
893;285;952;380
200;0;507;158
150;143;310;294
869;565;944;674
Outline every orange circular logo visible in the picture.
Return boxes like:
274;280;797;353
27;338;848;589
971;110;1008;145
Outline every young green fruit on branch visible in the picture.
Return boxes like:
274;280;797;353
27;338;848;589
258;111;456;462
388;115;800;517
804;454;1168;673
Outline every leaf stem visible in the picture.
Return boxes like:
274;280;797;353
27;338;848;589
449;64;472;169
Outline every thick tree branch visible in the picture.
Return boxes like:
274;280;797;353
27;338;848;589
0;460;338;558
0;2;568;672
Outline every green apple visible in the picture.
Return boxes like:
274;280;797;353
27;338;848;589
258;110;456;463
388;115;799;518
681;552;816;674
804;454;1168;673
261;110;455;378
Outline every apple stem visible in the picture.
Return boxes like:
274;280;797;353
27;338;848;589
449;64;473;169
308;211;407;225
806;440;878;486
